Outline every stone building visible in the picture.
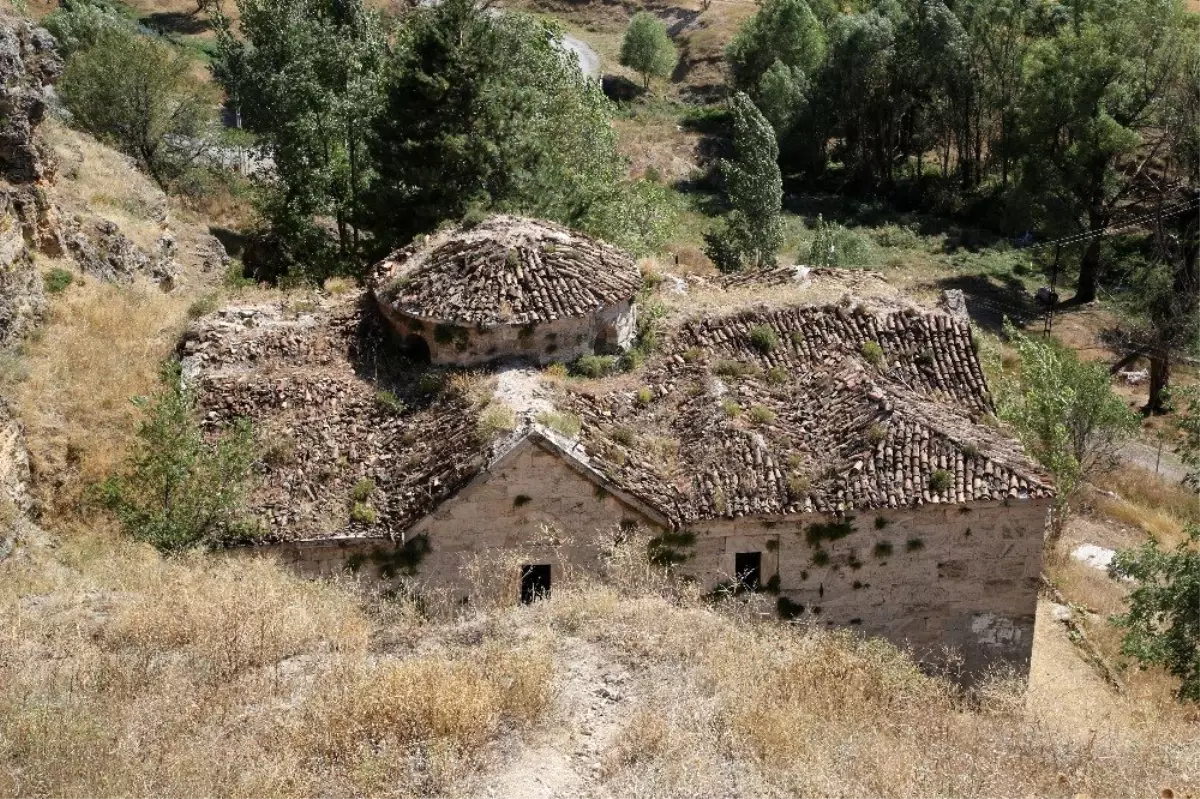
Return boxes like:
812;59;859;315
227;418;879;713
371;215;643;366
186;265;1052;678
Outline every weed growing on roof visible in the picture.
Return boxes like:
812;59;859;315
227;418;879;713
790;330;806;347
537;410;581;439
375;390;406;414
867;423;887;444
682;346;704;363
349;501;377;525
787;474;811;501
749;405;776;425
929;469;952;493
861;340;885;366
766;365;789;384
916;348;934;366
350;479;375;504
748;324;778;353
961;441;980;459
475;403;516;442
873;540;893;558
636;386;654;405
721;398;742;418
648;529;696;567
611;426;636;446
713;359;758;378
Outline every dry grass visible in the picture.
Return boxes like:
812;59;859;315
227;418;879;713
6;279;190;522
1090;465;1199;547
0;537;555;798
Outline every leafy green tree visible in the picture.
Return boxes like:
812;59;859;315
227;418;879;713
619;11;676;91
42;0;135;57
726;0;825;93
368;0;665;253
97;363;258;554
704;92;782;272
1016;0;1190;302
1174;385;1200;488
58;27;216;185
1109;525;1200;703
213;0;386;266
996;323;1140;537
755;59;807;136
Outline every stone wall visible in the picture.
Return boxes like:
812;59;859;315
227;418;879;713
255;444;1047;676
377;299;637;367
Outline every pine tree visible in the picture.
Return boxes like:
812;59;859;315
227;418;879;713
619;12;676;91
704;93;783;272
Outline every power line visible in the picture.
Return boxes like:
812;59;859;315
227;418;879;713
1022;198;1200;253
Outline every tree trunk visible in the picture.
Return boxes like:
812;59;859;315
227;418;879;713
1074;208;1106;303
1147;348;1171;414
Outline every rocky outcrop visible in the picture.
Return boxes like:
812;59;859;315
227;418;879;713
65;219;177;287
0;12;61;184
0;12;61;347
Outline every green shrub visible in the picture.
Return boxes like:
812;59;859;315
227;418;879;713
861;340;885;366
611;426;636;446
43;267;75;294
537;410;582;439
713;359;757;378
187;292;220;319
96;362;257;553
350;501;377;525
929;469;952;493
418;372;445;394
867;423;887;444
636;386;654;405
721;398;742;418
375;390;407;414
766;365;789;384
573;354;620;378
476;403;516;442
350;478;375;503
749;405;776;425
748;324;778;353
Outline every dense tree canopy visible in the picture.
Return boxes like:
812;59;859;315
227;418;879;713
368;0;670;253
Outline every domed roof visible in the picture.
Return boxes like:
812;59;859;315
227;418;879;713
372;215;642;326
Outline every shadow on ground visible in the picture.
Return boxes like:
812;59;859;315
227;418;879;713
928;273;1041;334
140;11;212;35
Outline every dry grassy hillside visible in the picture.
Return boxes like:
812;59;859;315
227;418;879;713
2;530;1197;798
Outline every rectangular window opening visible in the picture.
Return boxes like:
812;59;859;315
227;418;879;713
520;564;552;604
735;551;762;590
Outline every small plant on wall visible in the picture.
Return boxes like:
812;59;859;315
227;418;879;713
648;529;696;567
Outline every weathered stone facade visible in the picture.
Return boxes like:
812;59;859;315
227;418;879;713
372;215;643;366
257;436;1045;676
378;298;637;367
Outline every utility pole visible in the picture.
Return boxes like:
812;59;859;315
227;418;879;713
1043;243;1060;338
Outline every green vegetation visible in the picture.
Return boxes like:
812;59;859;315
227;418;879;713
873;540;893;558
748;324;778;353
619;12;676;91
43;268;75;295
766;365;789;384
536;410;582;439
350;478;374;504
573;354;620;378
805;517;853;547
860;341;884;367
96;362;257;553
996;324;1139;537
704;93;783;272
1110;525;1200;703
721;398;742;418
59;26;216;185
749;405;776;425
929;469;952;494
648;529;696;567
375;390;406;415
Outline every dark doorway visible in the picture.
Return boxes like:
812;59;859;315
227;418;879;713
520;564;552;603
405;333;431;364
735;552;762;590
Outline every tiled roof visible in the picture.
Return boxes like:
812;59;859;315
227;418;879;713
185;293;1051;543
372;215;642;326
560;304;1051;526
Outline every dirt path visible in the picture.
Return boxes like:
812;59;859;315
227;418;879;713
1027;598;1128;744
474;636;637;798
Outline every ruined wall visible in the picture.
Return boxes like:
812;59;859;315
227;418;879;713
377;300;636;367
261;441;655;599
258;451;1046;676
682;499;1048;676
